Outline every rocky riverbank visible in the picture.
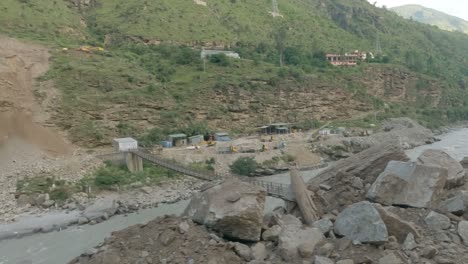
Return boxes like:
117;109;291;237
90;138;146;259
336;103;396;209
313;117;437;160
0;177;204;241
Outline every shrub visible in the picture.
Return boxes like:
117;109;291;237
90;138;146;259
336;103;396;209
230;157;258;176
209;54;230;66
94;165;126;189
50;187;71;201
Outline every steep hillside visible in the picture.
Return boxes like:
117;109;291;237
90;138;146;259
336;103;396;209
1;0;468;147
0;0;87;43
391;4;468;34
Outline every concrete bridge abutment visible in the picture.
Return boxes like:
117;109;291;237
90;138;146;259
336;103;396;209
126;152;143;172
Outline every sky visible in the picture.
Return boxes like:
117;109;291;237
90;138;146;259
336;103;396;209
368;0;468;21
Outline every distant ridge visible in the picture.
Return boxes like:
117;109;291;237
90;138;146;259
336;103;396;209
391;4;468;34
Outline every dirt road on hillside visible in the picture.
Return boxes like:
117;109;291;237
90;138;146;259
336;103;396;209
0;36;71;156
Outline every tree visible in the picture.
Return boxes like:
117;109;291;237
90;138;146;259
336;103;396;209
230;157;258;176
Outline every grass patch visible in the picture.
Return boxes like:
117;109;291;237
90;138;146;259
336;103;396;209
80;161;180;191
16;177;75;201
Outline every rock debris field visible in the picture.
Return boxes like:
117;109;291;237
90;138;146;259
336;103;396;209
72;143;468;264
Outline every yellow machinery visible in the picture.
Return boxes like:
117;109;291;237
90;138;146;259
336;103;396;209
76;46;105;53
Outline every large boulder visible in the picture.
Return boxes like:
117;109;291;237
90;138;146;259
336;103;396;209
458;221;468;246
334;201;388;244
83;196;118;221
424;211;451;230
460;157;468;169
372;204;421;242
184;179;266;242
417;149;466;188
278;215;325;262
366;161;448;208
308;144;409;188
439;190;468;215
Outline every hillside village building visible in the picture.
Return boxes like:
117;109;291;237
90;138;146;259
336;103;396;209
200;49;240;59
326;50;372;66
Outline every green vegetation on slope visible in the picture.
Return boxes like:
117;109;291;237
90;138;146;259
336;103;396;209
2;0;468;146
391;4;468;34
0;0;86;44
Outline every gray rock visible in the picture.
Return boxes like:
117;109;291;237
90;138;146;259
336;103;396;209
278;215;324;261
334;201;388;244
457;221;468;246
262;225;281;241
367;161;448;208
351;177;364;189
309;144;409;188
460;157;468;169
434;256;455;264
140;186;152;194
385;235;400;250
425;211;451;230
225;192;241;203
234;242;252;261
77;217;89;225
417;149;465;188
438;190;468;215
184;179;266;241
315;243;334;257
298;241;315;258
250;243;266;261
32;193;49;206
159;229;176;246
17;194;34;207
314;256;334;264
83;197;118;221
402;232;417;250
372;204;421;243
379;253;403;264
178;221;190;234
313;218;334;234
420;245;438;259
319;184;332;191
336;260;354;264
42;200;55;208
209;233;222;242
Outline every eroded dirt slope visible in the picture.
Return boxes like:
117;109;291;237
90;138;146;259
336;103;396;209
0;36;72;156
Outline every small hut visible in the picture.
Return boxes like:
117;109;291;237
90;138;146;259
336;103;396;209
112;138;138;152
167;133;187;147
214;132;231;141
189;135;204;145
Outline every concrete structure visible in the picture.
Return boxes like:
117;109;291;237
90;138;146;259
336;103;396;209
260;123;292;134
168;134;187;147
112;137;138;152
319;129;331;136
201;49;240;59
189;135;204;145
326;50;371;66
125;152;143;173
214;132;231;141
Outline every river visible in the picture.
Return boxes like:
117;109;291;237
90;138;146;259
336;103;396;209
1;128;467;264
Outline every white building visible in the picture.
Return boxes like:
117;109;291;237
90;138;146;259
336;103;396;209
200;49;240;59
112;137;138;152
